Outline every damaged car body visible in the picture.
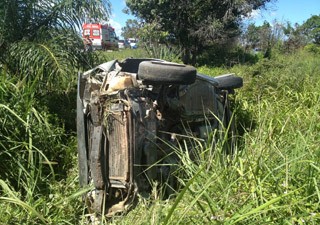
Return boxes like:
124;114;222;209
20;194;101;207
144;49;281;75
76;58;243;216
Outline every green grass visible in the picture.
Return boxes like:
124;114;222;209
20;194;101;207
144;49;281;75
95;48;151;62
0;49;320;224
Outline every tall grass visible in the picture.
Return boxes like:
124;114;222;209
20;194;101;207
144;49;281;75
1;49;319;224
0;70;85;224
95;47;182;63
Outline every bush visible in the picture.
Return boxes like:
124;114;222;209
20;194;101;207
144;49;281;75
305;43;320;54
197;44;259;67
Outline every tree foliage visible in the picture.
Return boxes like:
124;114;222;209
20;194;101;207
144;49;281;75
244;23;261;49
242;21;278;57
300;15;320;45
121;19;141;40
278;16;320;53
281;22;307;52
126;0;274;64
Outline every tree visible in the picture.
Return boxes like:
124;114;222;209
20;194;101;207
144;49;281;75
121;19;141;40
0;0;110;90
242;20;286;57
282;22;307;52
300;15;320;45
243;23;261;50
126;0;274;64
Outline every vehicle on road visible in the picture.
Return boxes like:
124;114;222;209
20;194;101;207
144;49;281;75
128;38;138;49
76;58;243;216
82;23;118;51
118;39;130;49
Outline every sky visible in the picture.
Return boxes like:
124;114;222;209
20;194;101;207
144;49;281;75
108;0;135;38
108;0;320;37
249;0;320;26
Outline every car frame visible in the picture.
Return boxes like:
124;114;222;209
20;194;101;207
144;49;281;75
76;58;243;216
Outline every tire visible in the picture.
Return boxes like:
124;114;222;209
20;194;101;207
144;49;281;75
214;74;243;90
138;61;197;85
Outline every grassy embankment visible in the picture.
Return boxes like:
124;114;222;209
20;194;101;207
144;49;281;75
0;48;319;224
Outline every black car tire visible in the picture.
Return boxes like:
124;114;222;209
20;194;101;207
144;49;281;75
215;74;243;90
138;61;197;85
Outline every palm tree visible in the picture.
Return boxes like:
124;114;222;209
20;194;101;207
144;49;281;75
0;0;111;91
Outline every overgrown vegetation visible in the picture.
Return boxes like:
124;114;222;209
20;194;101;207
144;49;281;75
1;1;320;223
1;46;319;224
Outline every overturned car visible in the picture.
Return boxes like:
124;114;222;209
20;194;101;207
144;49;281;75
76;58;243;216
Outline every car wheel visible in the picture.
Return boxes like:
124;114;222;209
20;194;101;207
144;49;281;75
138;61;197;85
215;74;243;90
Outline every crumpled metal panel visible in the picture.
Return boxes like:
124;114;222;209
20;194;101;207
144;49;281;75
90;125;105;189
